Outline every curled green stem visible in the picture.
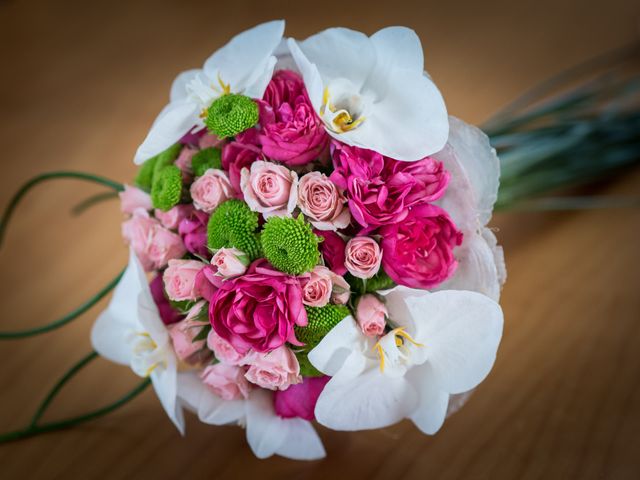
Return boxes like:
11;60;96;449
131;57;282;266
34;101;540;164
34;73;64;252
0;171;124;247
71;191;120;216
0;268;125;339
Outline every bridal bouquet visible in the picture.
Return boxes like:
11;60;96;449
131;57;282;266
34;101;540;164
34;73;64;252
90;20;506;460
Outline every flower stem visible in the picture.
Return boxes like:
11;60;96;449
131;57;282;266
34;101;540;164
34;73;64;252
0;268;125;339
0;377;151;444
71;191;120;216
0;171;124;247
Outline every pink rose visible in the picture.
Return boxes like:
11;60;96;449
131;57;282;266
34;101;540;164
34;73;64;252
162;259;206;302
222;129;262;194
155;204;193;230
356;294;387;337
315;229;347;275
149;274;182;325
243;346;301;391
122;209;186;271
207;329;246;365
209;260;307;354
297;172;350;230
119;185;152;214
330;142;450;229
168;301;208;363
178;209;210;259
274;376;330;421
190;169;233;213
302;266;333;307
211;247;249;278
201;363;251;401
174;146;197;174
258;70;329;167
199;132;225;150
344;236;382;279
329;272;351;304
240;160;298;218
381;205;463;289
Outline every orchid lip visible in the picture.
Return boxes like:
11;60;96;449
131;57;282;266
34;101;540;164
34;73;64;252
372;326;424;373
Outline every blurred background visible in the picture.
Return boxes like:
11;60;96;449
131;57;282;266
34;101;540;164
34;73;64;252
0;0;639;478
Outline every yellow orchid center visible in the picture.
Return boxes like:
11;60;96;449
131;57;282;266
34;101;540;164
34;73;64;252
321;87;365;133
372;327;424;373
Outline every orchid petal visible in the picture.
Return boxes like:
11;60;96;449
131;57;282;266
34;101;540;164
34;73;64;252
407;363;450;434
370;26;424;74
287;38;323;111
198;389;245;425
274;418;326;461
176;371;205;412
170;69;203;103
151;355;184;434
134;101;200;164
245;389;287;459
308;315;363;376
203;20;284;97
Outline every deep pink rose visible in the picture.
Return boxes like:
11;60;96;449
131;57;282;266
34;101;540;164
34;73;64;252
150;274;182;325
356;294;387;337
240;160;298;218
178;209;210;259
274;376;330;421
315;229;347;275
258;70;328;166
380;205;463;289
208;260;308;354
199;132;225;150
119;185;152;214
122;209;186;271
330;142;450;229
155;204;193;230
344;236;382;279
190;169;233;213
162;259;206;301
168;301;208;363
243;346;301;391
222;129;262;195
201;363;251;401
297;172;350;230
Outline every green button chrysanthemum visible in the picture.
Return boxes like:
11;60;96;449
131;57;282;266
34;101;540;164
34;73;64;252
151;165;183;211
207;199;261;260
296;351;324;377
204;94;259;139
261;216;320;275
294;304;351;349
191;147;222;177
135;143;182;192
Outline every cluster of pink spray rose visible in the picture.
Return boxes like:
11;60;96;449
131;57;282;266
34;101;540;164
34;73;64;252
118;68;463;422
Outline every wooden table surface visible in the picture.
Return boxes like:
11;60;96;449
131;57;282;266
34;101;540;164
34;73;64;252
1;0;639;478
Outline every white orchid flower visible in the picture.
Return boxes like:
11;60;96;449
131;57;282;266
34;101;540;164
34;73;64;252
308;287;503;433
134;20;285;164
287;26;448;161
434;116;506;301
91;248;185;433
177;372;325;460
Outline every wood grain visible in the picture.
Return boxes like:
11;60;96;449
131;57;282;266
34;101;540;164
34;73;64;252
0;0;639;478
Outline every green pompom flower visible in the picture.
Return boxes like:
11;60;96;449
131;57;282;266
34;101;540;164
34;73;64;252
294;304;351;349
261;216;320;275
296;351;324;377
134;156;157;191
192;147;222;177
204;94;259;138
207;199;261;260
151;165;182;211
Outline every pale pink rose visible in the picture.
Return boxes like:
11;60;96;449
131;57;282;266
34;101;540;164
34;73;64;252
297;172;350;230
119;185;152;214
154;204;193;230
207;329;246;365
163;259;206;301
211;247;248;278
329;271;351;304
344;236;382;279
302;266;333;307
122;209;186;271
190;169;233;213
199;132;225;149
175;146;197;173
168;301;208;363
201;363;251;400
243;346;301;391
356;294;387;337
240;160;298;218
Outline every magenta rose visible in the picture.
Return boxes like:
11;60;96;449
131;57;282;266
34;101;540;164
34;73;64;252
297;172;350;230
178;209;210;259
222;129;262;195
315;229;347;275
258;70;328;166
274;376;330;421
208;260;307;354
344;236;382;279
330;142;450;229
380;205;463;289
149;275;182;325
